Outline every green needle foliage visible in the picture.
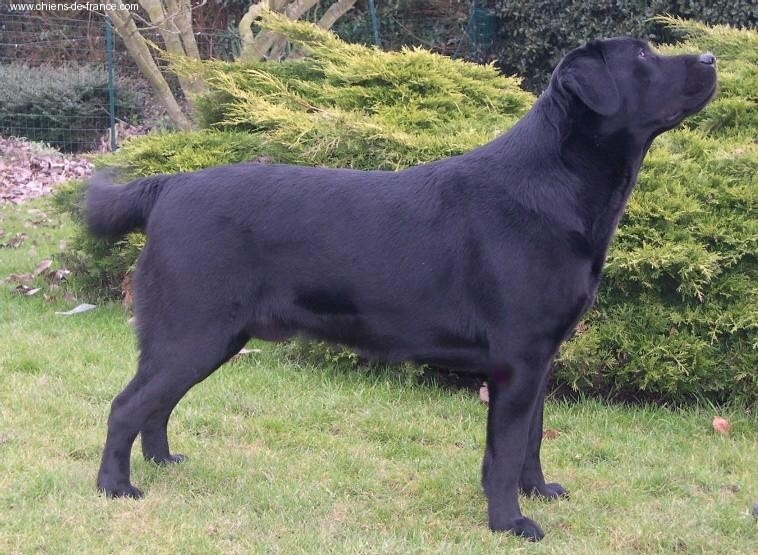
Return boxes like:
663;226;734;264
558;17;757;404
150;10;534;171
56;14;756;405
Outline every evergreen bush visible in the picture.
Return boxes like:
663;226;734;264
55;14;756;404
493;0;757;91
557;18;756;404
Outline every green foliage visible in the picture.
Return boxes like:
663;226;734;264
0;63;144;153
178;12;533;170
494;0;757;91
556;17;757;405
55;16;757;405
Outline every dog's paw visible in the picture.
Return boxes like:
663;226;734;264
521;481;568;501
98;481;144;499
491;516;545;541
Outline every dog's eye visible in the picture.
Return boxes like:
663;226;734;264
638;49;647;59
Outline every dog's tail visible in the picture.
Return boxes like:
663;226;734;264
85;171;170;238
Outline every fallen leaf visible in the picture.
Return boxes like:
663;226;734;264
232;347;263;361
25;287;40;296
543;429;560;440
3;272;33;284
479;383;489;404
712;416;730;435
34;259;53;276
5;232;26;248
51;269;70;282
121;272;134;309
55;303;96;316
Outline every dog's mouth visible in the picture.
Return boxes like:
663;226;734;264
663;82;718;124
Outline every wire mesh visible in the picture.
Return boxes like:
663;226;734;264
0;12;124;153
0;2;491;156
332;0;496;61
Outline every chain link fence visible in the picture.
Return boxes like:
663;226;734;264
0;11;137;153
334;0;497;61
0;2;490;156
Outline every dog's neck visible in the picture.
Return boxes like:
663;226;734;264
491;90;649;255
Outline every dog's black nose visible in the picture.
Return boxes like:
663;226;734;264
699;52;716;65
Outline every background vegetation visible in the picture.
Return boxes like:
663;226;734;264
54;15;757;405
558;18;757;405
493;0;757;90
0;63;144;152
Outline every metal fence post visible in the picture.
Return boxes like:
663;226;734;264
367;0;381;47
105;15;117;151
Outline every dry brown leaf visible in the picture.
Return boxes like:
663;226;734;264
5;232;27;248
543;429;560;440
34;259;53;276
121;272;134;309
479;383;489;404
3;272;33;284
232;347;263;361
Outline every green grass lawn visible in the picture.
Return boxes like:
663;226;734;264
1;199;756;553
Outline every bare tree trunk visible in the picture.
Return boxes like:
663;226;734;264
168;0;201;59
317;0;357;30
138;0;206;101
238;1;267;61
106;3;192;130
239;0;356;62
265;0;321;59
239;0;291;62
281;0;357;60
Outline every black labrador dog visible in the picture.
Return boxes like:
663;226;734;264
87;38;716;540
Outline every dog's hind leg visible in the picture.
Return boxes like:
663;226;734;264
518;377;568;500
97;327;248;498
140;410;184;465
139;330;248;464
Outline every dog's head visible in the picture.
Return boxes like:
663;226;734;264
550;38;717;138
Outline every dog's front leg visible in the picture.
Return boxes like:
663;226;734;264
481;367;546;541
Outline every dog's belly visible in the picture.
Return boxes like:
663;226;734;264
244;288;494;371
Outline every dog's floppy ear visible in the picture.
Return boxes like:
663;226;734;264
559;41;621;116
